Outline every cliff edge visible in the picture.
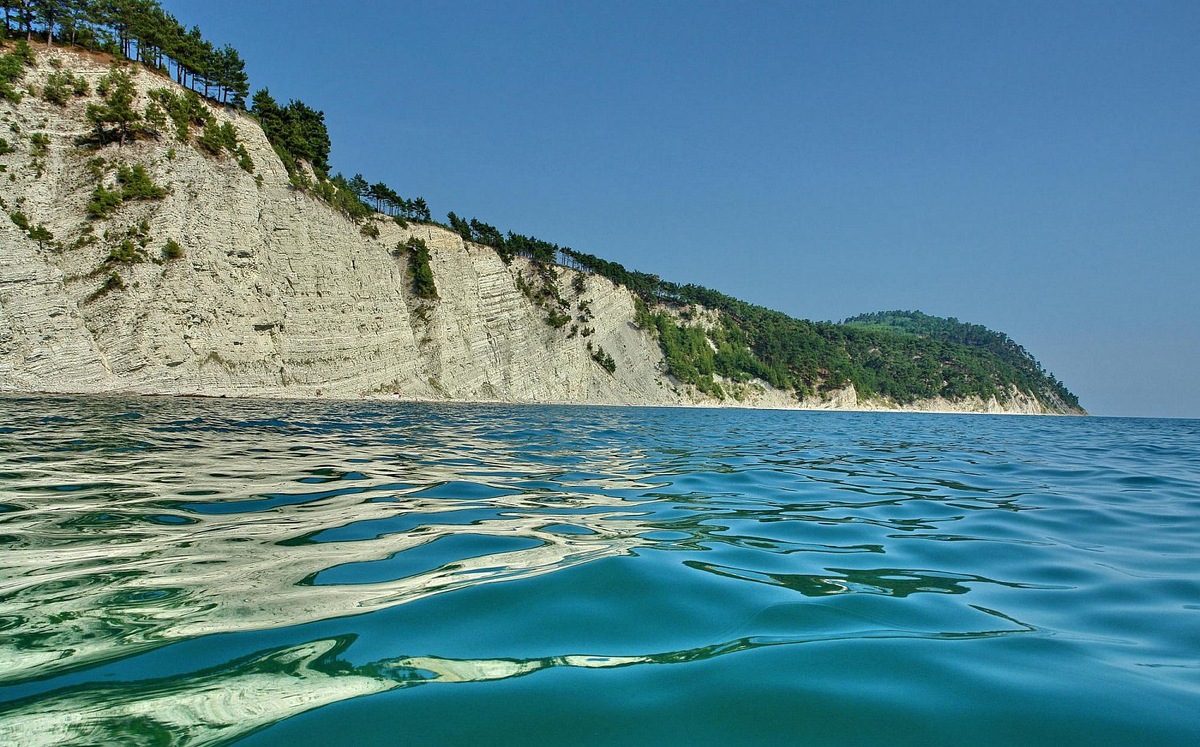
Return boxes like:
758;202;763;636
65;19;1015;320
0;46;1079;414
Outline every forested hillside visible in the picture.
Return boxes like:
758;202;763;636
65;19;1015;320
425;219;1082;410
843;311;1081;409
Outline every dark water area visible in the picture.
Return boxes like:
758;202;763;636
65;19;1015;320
0;396;1197;745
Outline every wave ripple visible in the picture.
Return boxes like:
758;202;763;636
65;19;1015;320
1;397;1198;746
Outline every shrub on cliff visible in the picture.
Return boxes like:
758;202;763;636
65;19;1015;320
29;132;49;156
0;41;33;103
148;88;211;143
86;271;126;302
42;71;88;105
588;343;617;375
115;163;166;199
107;238;144;264
197;120;234;155
86;184;122;219
315;174;372;222
27;223;53;249
400;237;438;300
86;67;142;146
84;163;166;219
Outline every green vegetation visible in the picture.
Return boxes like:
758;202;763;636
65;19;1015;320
313;173;372;221
86;66;141;145
196;119;227;154
425;207;1080;407
27;222;53;248
28;131;48;154
85;183;121;218
107;237;142;263
71;221;97;249
41;69;87;104
445;213;561;266
644;313;725;397
0;39;34;102
3;2;247;106
1;2;254;167
28;131;49;175
115;161;165;197
588;342;616;375
249;91;422;220
86;161;167;218
9;208;55;248
147;88;210;142
842;311;1081;409
162;237;183;260
3;3;412;225
87;270;126;302
398;236;437;300
545;309;571;328
146;88;252;171
106;220;152;263
510;260;571;328
197;119;249;171
353;175;431;222
251;89;329;174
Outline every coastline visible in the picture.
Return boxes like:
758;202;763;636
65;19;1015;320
0;386;1084;416
0;44;1083;418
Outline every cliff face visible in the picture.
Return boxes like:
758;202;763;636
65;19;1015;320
0;48;1066;413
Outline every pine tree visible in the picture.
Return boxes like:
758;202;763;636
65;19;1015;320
348;173;369;200
214;44;247;106
28;222;53;248
87;65;140;145
251;88;283;138
33;0;69;46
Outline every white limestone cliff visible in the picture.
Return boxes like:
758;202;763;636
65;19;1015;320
0;47;1063;414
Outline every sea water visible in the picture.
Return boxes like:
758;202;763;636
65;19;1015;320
0;396;1197;745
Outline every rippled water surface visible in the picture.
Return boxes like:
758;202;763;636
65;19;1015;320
0;396;1198;745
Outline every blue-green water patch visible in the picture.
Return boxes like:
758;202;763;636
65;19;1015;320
0;397;1197;746
309;534;546;585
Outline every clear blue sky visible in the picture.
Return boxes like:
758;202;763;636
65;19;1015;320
161;0;1199;418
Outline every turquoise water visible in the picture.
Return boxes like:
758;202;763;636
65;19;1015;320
0;396;1197;745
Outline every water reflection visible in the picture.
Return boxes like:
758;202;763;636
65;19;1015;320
4;398;1197;745
686;562;1052;597
0;398;1030;687
1;605;1034;747
0;460;658;684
